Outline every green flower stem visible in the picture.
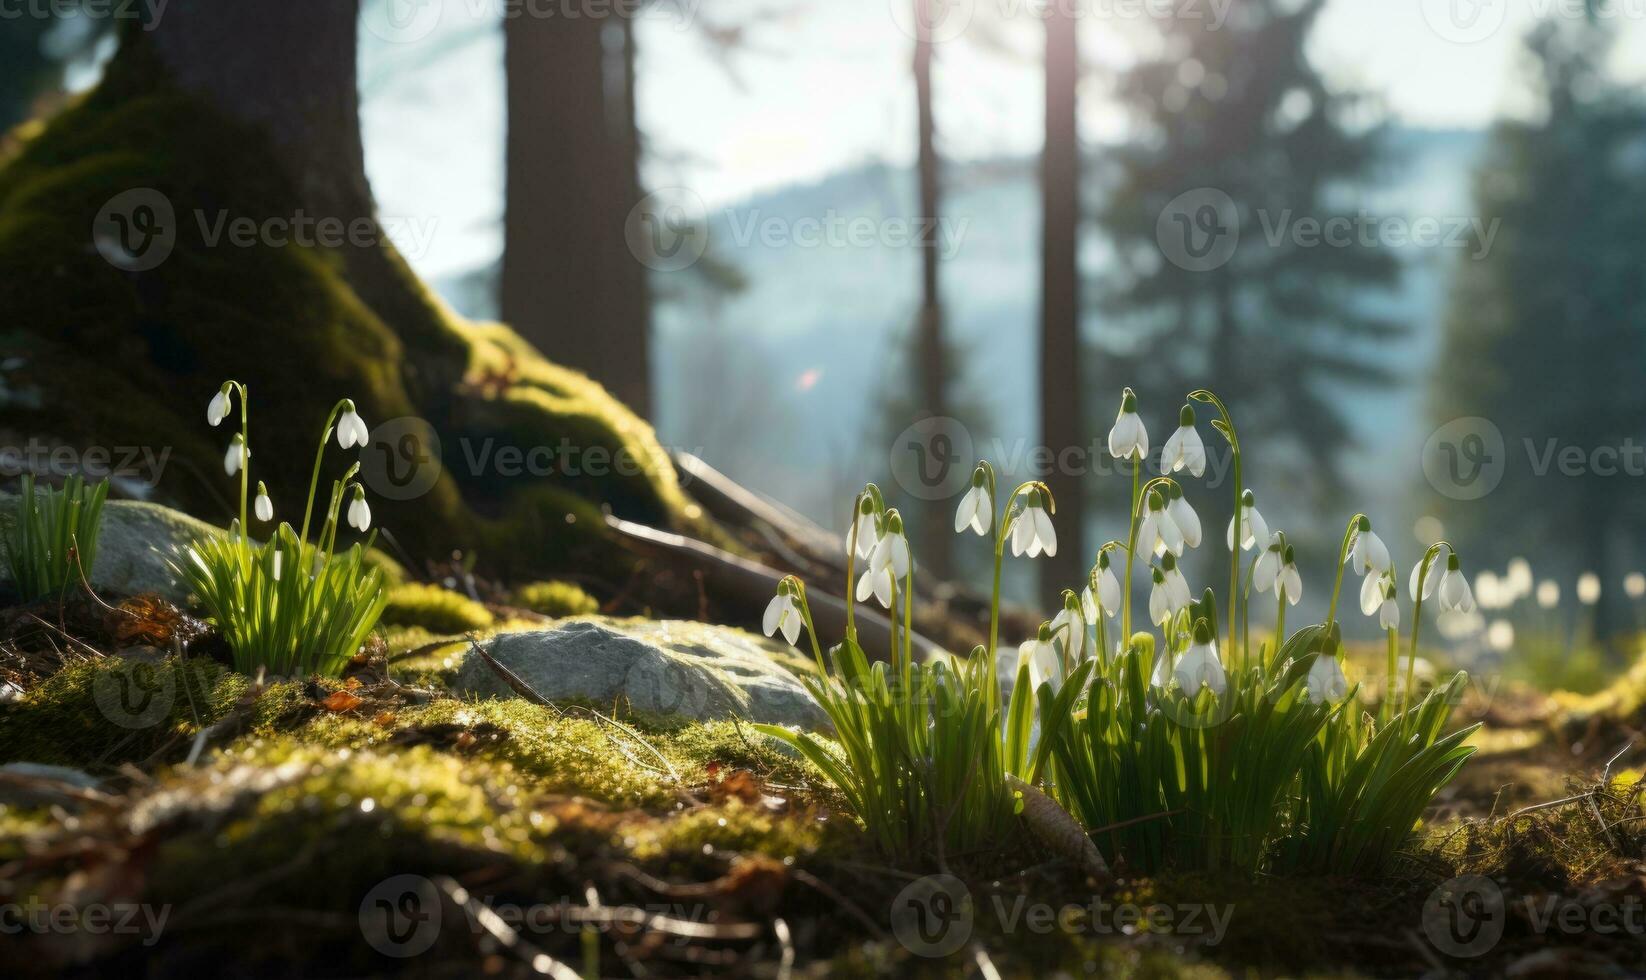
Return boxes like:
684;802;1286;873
1324;514;1367;647
1274;592;1286;664
1190;389;1241;652
1123;457;1140;638
1406;542;1451;718
298;399;354;548
791;579;827;675
1382;626;1398;727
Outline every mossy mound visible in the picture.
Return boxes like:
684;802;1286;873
511;579;600;617
0;34;709;586
381;582;494;634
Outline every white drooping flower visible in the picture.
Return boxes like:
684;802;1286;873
254;482;274;523
1107;388;1150;462
1277;545;1303;606
1437;555;1475;613
871;512;912;578
1175;623;1227;696
207;387;232;427
855;565;895;609
1305;654;1349;703
1082;552;1122;621
1136;490;1184;557
1050;596;1089;663
1149;562;1191;626
1378;580;1401;630
850;498;879;560
1360;568;1386;616
1347;519;1391;576
1410;554;1442;602
347;487;372;532
762;585;804;647
1166;484;1202;550
336;401;370;450
1253;533;1284;594
1160;404;1206;478
224;434;247;477
954;469;992;537
1021;624;1062;691
1010;491;1057;558
1226;489;1270;552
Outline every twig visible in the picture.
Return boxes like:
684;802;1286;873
790;867;888;941
435;876;583;980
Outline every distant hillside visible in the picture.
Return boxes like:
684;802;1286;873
435;128;1488;536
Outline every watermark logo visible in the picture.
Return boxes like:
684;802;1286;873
890;874;974;957
626;187;709;272
1157;187;1239;272
91;660;175;730
360;417;443;502
360;874;443;957
1419;0;1508;44
93;188;176;272
889;417;976;501
890;0;975;43
363;0;444;43
1421;875;1507;957
1422;417;1505;501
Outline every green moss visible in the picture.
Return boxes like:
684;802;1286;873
0;804;54;861
0;657;309;768
622;801;824;864
0;35;711;582
511;579;599;617
382;582;494;633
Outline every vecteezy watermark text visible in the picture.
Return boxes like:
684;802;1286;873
0;440;170;487
0;898;170;946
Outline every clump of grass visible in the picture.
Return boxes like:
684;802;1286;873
511;579;599;617
3;474;109;602
172;382;387;678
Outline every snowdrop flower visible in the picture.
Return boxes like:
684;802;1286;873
850;496;879;560
1021;624;1062;691
1305;653;1348;703
1136;490;1184;557
1577;572;1601;606
871;511;911;578
1160;404;1206;477
1175;621;1227;696
1107;388;1149;462
855;564;895;609
1082;551;1121;621
1253;533;1284;594
223;434;247;477
1437;554;1475;613
347;487;372;532
206;386;232;427
1010;490;1057;558
1409;554;1442;602
254;482;274;523
1166;483;1201;550
1160;551;1192;609
762;584;804;647
1050;594;1089;663
953;469;992;537
1359;568;1386;616
1378;580;1401;630
1149;560;1191;626
1347;517;1391;576
1536;579;1559;609
1276;545;1303;606
336;400;370;450
1226;489;1269;552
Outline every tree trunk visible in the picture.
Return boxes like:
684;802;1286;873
502;14;652;417
1039;9;1083;604
913;0;951;579
146;0;369;223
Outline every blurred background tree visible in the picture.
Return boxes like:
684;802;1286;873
1434;19;1646;641
1094;0;1401;577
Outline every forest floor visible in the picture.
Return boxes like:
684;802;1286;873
2;587;1644;979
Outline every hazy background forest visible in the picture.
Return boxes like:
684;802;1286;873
9;0;1646;685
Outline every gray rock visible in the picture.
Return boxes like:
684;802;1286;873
0;494;222;606
453;617;829;730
